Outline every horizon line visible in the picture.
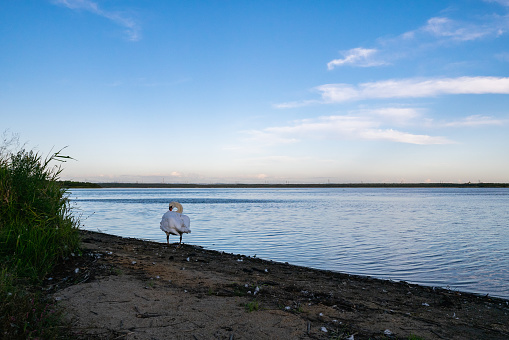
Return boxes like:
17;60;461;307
61;181;509;189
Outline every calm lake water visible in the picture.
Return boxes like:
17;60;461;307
69;187;509;299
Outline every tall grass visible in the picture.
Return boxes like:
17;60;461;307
0;145;81;339
0;148;80;279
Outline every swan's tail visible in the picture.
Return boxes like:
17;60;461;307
179;215;191;233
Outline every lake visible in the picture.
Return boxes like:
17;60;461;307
69;187;509;299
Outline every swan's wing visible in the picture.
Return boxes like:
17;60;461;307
175;214;191;234
183;214;190;232
160;211;179;234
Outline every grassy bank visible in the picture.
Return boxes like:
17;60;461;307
0;147;81;339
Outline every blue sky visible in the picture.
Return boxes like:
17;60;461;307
1;0;509;183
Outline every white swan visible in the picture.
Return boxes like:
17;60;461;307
160;201;191;246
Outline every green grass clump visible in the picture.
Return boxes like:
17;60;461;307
0;141;81;339
245;299;260;312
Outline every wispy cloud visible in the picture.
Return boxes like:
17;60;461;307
278;76;509;107
484;0;509;8
245;113;453;145
244;129;300;146
274;100;320;109
495;52;509;62
319;76;509;101
327;48;388;70
52;0;141;41
422;17;494;41
246;105;507;147
363;107;421;125
441;115;506;127
327;3;509;69
360;129;452;144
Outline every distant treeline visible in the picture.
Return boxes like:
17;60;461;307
90;182;509;188
60;180;102;188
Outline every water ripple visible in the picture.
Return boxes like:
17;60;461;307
71;187;509;299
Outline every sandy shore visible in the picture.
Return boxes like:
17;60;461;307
47;230;509;339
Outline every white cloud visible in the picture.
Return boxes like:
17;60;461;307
278;76;509;108
327;48;387;70
364;107;421;125
315;76;509;103
484;0;509;8
359;129;451;144
54;0;98;11
423;17;492;41
274;99;320;109
328;4;509;70
245;114;452;145
368;107;420;119
442;115;506;127
404;10;509;45
247;107;504;147
52;0;141;41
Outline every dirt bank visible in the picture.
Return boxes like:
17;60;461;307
47;230;509;339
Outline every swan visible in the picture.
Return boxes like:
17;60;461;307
160;201;191;246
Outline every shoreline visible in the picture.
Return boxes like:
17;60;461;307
79;230;507;301
48;230;509;339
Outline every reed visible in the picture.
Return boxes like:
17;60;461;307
0;145;81;338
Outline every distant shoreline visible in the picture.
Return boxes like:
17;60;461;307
62;181;509;189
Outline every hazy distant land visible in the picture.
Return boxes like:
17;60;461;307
61;181;509;189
